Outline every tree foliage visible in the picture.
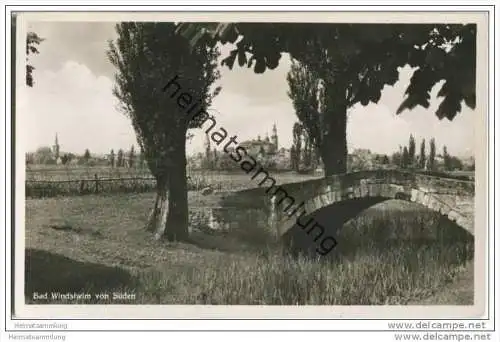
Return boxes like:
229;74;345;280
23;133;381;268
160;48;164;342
443;145;450;171
289;120;320;172
32;146;53;165
289;145;297;171
139;146;145;168
419;139;426;169
117;149;124;168
401;146;410;169
108;22;220;180
176;23;476;121
83;149;91;162
446;155;464;171
391;151;402;167
61;153;73;165
177;23;476;176
287;60;321;152
408;134;416;166
291;122;303;171
109;149;115;168
429;138;436;171
108;22;221;240
128;145;135;168
26;32;44;87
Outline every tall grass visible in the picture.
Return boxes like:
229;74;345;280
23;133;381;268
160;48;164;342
26;238;472;305
135;244;469;305
133;204;474;305
25;192;473;305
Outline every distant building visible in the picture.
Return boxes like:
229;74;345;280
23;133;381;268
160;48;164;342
199;123;294;171
52;133;60;160
51;132;62;165
239;123;279;159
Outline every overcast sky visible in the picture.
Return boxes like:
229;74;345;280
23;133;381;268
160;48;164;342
18;21;476;158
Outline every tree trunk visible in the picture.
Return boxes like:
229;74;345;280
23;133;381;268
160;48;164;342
145;176;169;239
145;134;189;242
320;81;348;176
165;138;189;241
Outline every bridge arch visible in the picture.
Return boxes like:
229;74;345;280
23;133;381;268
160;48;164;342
274;180;474;238
214;170;474;255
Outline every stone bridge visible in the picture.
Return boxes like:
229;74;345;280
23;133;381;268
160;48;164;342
206;169;474;255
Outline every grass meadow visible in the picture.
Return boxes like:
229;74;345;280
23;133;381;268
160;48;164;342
24;182;474;305
25;166;324;199
26;165;153;181
26;165;323;183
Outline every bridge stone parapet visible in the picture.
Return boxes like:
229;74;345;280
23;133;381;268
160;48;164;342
206;170;475;245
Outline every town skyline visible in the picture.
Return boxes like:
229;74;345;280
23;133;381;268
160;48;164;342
29;128;474;162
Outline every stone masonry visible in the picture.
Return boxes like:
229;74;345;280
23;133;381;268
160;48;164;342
207;170;475;242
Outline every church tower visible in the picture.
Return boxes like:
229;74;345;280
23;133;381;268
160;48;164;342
53;133;60;160
271;123;278;150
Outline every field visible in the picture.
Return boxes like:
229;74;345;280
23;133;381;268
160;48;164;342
25;164;474;181
25;166;324;198
25;178;474;305
27;164;322;178
26;165;154;181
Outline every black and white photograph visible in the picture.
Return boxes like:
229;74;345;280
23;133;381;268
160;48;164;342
11;9;490;323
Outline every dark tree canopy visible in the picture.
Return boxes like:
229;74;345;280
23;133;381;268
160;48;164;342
83;149;91;161
429;138;437;171
287;60;322;152
108;22;221;241
117;149;124;168
408;134;416;165
109;149;115;168
108;22;220;180
419;139;426;169
26;32;44;87
402;146;410;168
176;22;476;121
